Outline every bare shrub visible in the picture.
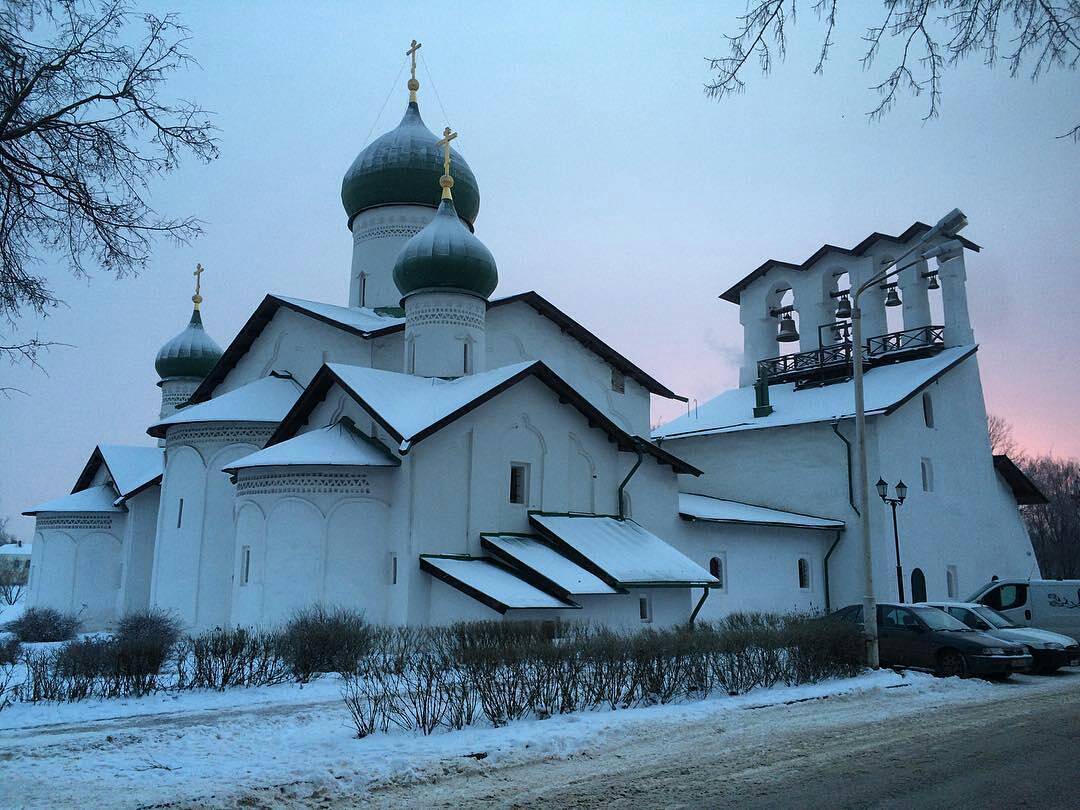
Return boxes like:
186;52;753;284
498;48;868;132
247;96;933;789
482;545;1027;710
278;605;373;682
0;633;20;666
183;627;289;690
0;560;27;606
3;606;81;642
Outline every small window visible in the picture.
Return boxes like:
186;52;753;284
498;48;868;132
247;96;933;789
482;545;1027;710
797;558;811;590
709;554;726;590
463;341;471;375
639;594;652;623
946;565;958;599
359;272;367;308
406;339;416;374
920;458;934;492
390;552;398;585
509;463;529;505
922;392;935;428
176;498;185;529
240;545;251;585
611;368;625;394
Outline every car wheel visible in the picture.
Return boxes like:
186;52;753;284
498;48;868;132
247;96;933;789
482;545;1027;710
936;649;966;678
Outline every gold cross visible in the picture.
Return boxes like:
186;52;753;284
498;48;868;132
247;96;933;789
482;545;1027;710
436;126;457;175
406;40;421;82
192;263;205;309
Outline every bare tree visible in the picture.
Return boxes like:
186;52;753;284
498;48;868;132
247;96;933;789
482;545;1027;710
0;0;217;372
987;412;1020;457
1022;454;1080;578
706;1;1080;141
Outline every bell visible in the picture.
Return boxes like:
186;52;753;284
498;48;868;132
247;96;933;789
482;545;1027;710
834;295;852;319
885;286;903;307
776;313;800;342
927;274;940;290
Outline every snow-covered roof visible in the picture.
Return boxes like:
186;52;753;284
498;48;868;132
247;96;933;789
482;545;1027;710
654;346;977;439
481;534;618;595
223;419;399;473
678;493;844;530
0;544;31;557
419;555;576;613
148;373;303;438
529;514;718;587
23;485;123;516
71;444;163;503
271;295;404;335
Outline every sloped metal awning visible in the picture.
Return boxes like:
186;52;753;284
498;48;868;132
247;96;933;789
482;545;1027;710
481;534;619;597
528;514;718;588
419;555;579;614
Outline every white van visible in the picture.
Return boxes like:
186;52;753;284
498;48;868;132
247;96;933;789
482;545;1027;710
968;580;1080;638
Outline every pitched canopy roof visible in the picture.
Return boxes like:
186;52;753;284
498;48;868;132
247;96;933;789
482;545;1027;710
148;373;304;438
270;360;701;474
72;444;163;503
993;455;1049;505
223;419;399;474
419;555;576;613
678;493;844;530
481;534;619;596
653;345;977;440
719;222;982;304
24;485;123;516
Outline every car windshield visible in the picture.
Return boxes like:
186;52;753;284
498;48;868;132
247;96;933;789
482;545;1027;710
911;606;970;631
971;605;1017;629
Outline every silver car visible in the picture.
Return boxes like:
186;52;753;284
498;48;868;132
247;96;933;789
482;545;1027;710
923;601;1080;673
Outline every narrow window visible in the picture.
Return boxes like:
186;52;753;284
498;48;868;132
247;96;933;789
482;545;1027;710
921;457;934;492
463;341;471;375
798;558;811;590
709;555;726;590
240;545;251;585
611;368;625;394
390;552;399;585
406;339;416;374
359;272;367;307
922;392;935;428
176;497;184;529
946;565;958;599
509;463;529;505
639;594;652;623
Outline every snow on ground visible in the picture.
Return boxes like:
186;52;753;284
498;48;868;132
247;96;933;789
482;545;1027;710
0;667;1017;808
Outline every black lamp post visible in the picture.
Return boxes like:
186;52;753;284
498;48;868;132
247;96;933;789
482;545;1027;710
876;477;908;601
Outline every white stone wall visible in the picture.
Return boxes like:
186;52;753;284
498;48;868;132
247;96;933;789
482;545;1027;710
404;290;486;378
119;486;161;615
348;205;435;309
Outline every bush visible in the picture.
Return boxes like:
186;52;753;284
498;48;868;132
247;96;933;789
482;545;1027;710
278;605;373;682
114;609;183;679
178;627;290;690
0;633;21;666
3;606;81;642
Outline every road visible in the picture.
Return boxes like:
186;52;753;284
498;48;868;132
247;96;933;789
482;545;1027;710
359;672;1080;809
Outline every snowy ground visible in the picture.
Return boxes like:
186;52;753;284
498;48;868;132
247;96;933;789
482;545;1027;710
3;667;1074;808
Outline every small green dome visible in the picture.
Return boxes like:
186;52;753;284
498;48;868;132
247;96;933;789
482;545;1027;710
341;101;481;227
393;198;498;300
155;308;223;380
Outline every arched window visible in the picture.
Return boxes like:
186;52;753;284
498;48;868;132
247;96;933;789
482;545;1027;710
797;558;811;590
911;568;927;603
709;555;725;590
922;392;935;428
921;457;934;492
946;565;958;599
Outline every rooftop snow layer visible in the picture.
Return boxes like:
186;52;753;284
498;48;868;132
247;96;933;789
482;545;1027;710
529;514;718;587
678;493;844;530
24;484;122;515
326;361;535;446
0;544;31;556
96;444;163;498
481;535;619;595
149;374;303;437
223;420;398;472
653;346;977;439
420;556;575;611
271;295;404;335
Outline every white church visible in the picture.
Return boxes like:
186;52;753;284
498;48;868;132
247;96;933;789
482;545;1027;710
22;49;1045;632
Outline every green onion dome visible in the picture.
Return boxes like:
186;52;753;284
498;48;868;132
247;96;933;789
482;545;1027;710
341;101;481;228
155;308;223;380
393;197;498;300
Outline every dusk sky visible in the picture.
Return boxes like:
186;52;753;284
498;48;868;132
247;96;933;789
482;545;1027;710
2;1;1078;540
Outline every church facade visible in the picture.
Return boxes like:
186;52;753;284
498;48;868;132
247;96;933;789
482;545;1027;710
22;53;1043;632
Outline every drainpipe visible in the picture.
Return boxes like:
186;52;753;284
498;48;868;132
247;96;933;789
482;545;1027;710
825;421;859;614
617;438;644;520
823;530;842;614
688;587;710;625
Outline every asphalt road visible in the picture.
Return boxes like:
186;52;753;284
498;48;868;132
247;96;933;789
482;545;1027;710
361;672;1080;809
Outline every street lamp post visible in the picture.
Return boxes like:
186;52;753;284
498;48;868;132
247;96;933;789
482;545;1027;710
851;208;968;668
876;478;909;601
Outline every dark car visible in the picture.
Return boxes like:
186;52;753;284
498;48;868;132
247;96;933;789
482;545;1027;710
832;602;1033;677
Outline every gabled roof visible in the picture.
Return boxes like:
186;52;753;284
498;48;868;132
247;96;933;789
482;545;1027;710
653;345;977;440
719;222;982;304
270;360;701;474
24;485;123;516
993;455;1049;505
72;444;163;503
678;493;844;530
190;290;683;405
419;555;578;613
223;419;399;474
148;373;304;438
189;294;406;404
528;513;718;587
481;534;619;596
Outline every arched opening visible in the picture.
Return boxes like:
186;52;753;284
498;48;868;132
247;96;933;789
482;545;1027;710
823;270;853;347
910;568;927;603
922;392;935;428
768;286;801;356
881;255;905;334
709;555;725;590
797;558;811;590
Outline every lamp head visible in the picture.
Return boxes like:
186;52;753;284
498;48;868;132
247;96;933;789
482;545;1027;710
923;208;968;242
876;477;888;501
895;479;908;503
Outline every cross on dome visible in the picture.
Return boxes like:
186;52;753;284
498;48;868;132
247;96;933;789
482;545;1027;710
192;263;205;309
406;39;421;101
436;126;457;199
